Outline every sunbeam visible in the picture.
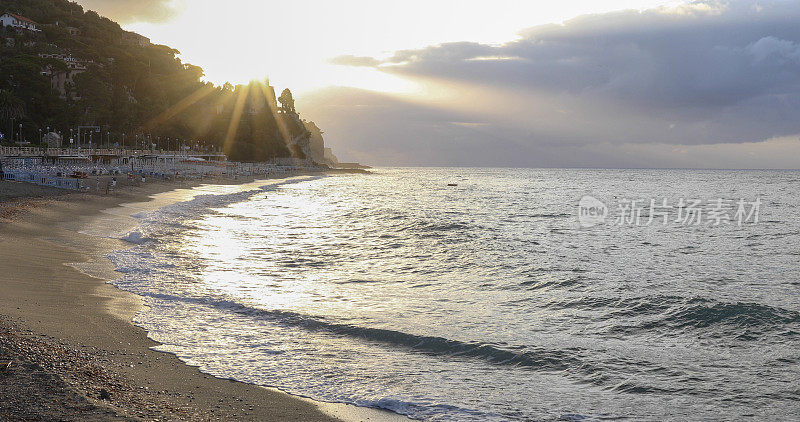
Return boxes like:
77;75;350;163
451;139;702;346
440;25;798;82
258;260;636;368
142;84;217;132
223;83;249;154
258;82;291;151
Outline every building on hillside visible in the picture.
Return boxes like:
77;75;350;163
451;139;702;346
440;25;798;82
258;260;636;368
65;26;80;36
0;12;40;32
39;54;93;100
121;31;151;47
43;132;62;148
39;53;94;67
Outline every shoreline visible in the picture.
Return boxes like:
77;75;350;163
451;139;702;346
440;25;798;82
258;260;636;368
0;175;405;421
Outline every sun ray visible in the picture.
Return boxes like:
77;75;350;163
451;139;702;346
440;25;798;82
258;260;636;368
142;84;217;132
223;83;250;153
258;82;291;147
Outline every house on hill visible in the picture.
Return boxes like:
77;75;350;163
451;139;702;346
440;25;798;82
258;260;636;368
121;31;151;47
39;54;93;100
0;12;40;32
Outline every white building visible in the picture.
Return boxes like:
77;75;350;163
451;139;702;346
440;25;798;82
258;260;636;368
0;13;40;32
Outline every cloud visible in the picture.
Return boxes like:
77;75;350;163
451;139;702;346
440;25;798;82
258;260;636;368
377;1;800;113
747;36;800;64
299;86;800;168
328;55;382;67
310;0;800;167
77;0;184;24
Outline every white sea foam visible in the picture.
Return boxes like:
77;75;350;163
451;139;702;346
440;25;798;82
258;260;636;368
119;230;152;245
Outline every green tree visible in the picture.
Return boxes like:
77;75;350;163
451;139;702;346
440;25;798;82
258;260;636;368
0;0;326;160
0;90;25;142
278;88;295;114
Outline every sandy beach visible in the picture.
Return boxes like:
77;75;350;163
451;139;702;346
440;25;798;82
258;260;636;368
0;178;401;422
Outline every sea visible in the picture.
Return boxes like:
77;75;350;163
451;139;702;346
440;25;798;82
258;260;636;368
101;168;800;421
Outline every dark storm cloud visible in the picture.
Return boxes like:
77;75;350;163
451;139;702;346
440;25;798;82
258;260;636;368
77;0;183;23
313;1;800;167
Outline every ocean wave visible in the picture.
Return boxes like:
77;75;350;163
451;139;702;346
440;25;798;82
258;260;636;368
393;220;471;235
544;295;685;314
519;275;586;291
544;296;800;338
139;291;587;372
117;223;198;245
601;298;800;337
246;311;586;370
131;178;319;228
365;398;501;421
661;300;800;330
116;179;322;247
609;380;683;395
333;279;382;284
529;213;572;218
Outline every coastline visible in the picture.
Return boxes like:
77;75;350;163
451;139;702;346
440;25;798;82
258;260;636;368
0;176;403;421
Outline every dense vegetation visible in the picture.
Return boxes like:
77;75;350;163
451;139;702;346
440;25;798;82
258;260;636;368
0;0;313;161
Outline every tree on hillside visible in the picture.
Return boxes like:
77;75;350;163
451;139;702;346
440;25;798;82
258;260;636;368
0;0;325;159
278;88;295;114
0;90;25;141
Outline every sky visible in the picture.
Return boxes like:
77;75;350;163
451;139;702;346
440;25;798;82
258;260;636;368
78;0;800;168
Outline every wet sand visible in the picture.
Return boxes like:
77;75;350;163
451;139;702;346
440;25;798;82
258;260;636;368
0;179;404;421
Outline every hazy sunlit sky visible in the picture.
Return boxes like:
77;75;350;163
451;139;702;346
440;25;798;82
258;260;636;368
119;0;681;93
79;0;800;168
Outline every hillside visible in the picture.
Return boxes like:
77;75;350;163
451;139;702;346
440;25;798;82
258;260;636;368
0;0;331;163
